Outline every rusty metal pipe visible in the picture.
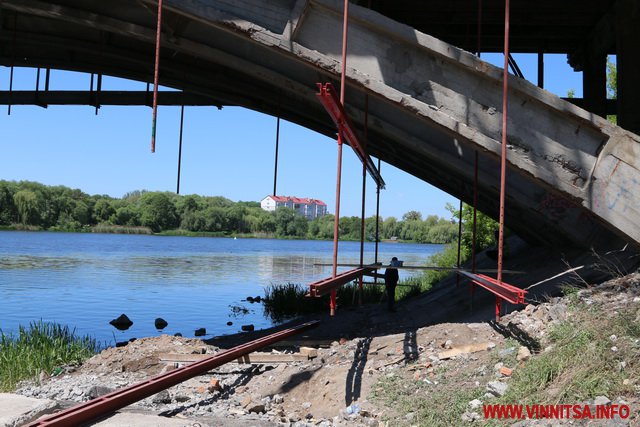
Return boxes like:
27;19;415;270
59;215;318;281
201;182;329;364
497;0;510;285
358;94;369;304
330;0;350;315
374;158;381;267
151;0;163;153
27;321;319;427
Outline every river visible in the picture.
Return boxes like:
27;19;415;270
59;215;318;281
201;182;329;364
0;231;443;345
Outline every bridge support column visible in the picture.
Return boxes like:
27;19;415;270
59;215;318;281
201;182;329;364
616;0;640;134
583;54;607;118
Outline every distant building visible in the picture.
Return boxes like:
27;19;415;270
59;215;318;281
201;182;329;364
260;195;327;220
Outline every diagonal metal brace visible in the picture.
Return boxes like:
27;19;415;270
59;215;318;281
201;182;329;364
316;83;385;188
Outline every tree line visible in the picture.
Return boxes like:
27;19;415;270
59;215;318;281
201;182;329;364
0;180;459;243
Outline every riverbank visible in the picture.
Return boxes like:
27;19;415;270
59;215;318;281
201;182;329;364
10;240;640;426
0;224;439;245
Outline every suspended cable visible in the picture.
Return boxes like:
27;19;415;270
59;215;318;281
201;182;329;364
151;0;163;153
8;13;17;116
272;111;281;196
176;102;185;194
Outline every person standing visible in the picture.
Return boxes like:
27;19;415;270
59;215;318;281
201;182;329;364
384;257;400;312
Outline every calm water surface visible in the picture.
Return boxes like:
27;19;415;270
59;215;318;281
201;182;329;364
0;231;442;345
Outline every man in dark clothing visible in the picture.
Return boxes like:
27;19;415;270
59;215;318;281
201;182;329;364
384;257;400;312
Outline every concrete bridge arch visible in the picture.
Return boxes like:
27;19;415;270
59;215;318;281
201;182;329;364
2;0;640;250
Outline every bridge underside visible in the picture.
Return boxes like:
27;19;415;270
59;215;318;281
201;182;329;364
1;0;640;250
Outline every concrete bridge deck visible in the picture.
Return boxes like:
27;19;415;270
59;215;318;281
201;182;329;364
1;0;639;249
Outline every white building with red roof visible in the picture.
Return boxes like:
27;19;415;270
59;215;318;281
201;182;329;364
260;195;328;220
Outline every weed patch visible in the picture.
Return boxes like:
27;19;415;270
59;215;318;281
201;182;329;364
0;321;100;391
371;371;484;426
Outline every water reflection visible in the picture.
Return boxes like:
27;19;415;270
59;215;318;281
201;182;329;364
0;232;442;344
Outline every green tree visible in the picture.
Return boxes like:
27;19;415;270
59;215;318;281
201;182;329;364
274;207;296;236
138;192;178;232
445;202;498;260
607;58;617;99
93;199;115;223
110;206;140;226
288;215;309;237
13;190;40;225
308;214;334;239
0;181;18;225
204;206;226;232
402;210;422;221
382;216;398;239
181;210;207;231
607;58;617;124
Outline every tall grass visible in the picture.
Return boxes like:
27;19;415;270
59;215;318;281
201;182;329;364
496;303;639;406
0;321;100;392
91;224;152;234
263;279;423;321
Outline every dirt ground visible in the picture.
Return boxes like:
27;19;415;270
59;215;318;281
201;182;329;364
20;238;640;426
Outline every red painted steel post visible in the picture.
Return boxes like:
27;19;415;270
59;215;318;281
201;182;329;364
456;198;463;287
330;0;350;316
471;152;478;274
358;95;369;305
497;0;510;285
375;158;381;265
374;159;381;285
477;0;483;57
471;0;482;307
27;321;319;427
495;296;501;321
151;0;163;153
331;135;343;316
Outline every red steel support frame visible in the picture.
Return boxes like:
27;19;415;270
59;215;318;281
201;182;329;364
150;0;163;153
374;158;381;266
26;321;319;427
316;84;384;188
328;0;350;316
458;271;526;321
308;267;376;297
470;0;483;310
497;0;510;287
358;94;369;305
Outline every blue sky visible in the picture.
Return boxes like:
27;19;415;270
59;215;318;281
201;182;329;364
0;53;585;220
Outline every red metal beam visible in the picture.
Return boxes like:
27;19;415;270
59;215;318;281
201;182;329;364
316;83;385;188
308;267;376;297
458;271;526;305
26;321;319;427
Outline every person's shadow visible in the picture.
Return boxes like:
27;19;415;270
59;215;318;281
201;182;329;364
344;337;372;406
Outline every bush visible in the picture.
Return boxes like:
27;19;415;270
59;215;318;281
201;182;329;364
263;279;424;321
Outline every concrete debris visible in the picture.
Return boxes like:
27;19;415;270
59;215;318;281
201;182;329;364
486;381;508;397
516;346;531;362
